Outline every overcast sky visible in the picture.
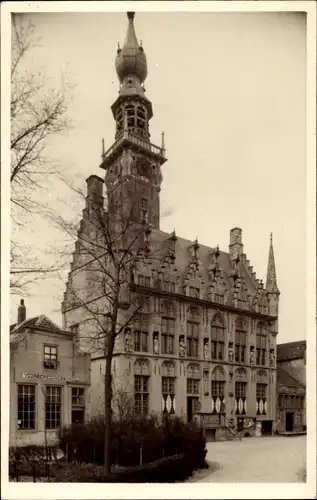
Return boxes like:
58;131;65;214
10;10;306;344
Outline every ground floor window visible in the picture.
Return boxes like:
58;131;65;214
256;383;267;415
134;375;149;415
18;385;36;429
162;377;176;414
45;386;61;429
235;382;247;415
71;387;85;424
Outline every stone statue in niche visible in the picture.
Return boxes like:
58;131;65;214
250;346;255;365
153;332;159;355
228;342;234;363
269;349;275;366
124;329;133;353
203;338;210;361
179;335;186;357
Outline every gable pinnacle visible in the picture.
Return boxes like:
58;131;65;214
266;232;280;294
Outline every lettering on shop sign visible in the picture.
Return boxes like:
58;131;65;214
22;373;80;382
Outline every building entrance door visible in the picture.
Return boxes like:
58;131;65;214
187;396;199;422
261;420;273;436
285;412;294;432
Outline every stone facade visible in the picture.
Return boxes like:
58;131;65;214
10;303;91;447
276;341;306;433
62;12;280;439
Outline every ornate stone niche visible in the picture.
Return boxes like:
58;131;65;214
228;342;234;363
269;348;275;366
203;338;210;361
153;331;159;355
124;328;133;353
250;345;255;365
179;335;186;357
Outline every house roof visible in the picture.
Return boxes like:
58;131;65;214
277;366;305;388
10;315;64;345
277;341;306;361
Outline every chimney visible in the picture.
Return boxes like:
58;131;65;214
17;299;26;325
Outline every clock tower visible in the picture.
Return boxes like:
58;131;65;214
99;12;166;230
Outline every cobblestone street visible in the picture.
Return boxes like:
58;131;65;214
193;435;306;483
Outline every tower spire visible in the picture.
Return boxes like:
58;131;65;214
266;232;279;294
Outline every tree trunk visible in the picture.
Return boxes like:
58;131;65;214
104;337;114;474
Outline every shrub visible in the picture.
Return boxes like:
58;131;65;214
58;413;207;470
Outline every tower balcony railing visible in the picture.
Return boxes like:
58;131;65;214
101;130;165;168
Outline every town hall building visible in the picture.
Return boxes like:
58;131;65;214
62;12;280;439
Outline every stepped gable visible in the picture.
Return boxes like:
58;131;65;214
149;228;260;301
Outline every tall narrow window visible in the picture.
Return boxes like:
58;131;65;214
211;314;225;361
256;324;267;366
134;375;149;415
134;316;149;353
211;366;226;415
235;381;247;415
44;345;58;370
187;321;199;357
235;319;247;363
256;383;267;415
162;317;175;354
162;377;176;414
45;386;61;429
18;385;36;429
71;388;85;424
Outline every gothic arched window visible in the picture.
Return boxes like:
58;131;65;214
256;322;267;366
235;367;247;416
211;314;225;361
187;363;200;395
134;359;150;415
211;366;226;414
235;317;247;363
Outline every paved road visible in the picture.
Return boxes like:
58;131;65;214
193;435;306;483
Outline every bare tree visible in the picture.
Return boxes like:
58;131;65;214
10;15;72;292
55;172;173;474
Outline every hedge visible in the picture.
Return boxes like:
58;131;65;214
50;453;198;482
59;414;207;470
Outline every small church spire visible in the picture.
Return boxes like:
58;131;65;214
266;232;280;294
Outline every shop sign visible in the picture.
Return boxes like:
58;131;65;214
22;373;80;382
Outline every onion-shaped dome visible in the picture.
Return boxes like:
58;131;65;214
115;12;148;84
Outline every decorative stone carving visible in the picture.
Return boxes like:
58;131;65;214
250;346;255;365
179;335;186;357
228;342;234;363
153;331;159;355
124;328;133;353
203;338;210;361
269;349;275;366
